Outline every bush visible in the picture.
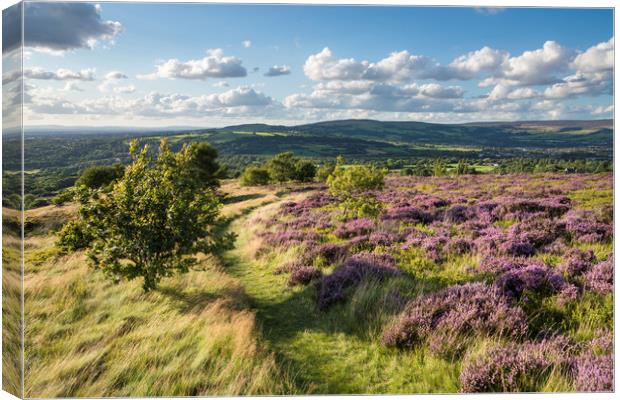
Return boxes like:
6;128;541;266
316;162;336;182
240;166;271;186
382;283;527;357
76;164;124;189
327;164;386;199
293;160;316;182
186;142;222;188
267;152;298;183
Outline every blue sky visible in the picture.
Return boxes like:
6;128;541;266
5;3;614;127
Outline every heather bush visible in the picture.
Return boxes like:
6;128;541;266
316;252;400;310
382;283;527;357
584;255;613;295
459;336;575;393
494;264;564;302
334;218;374;239
288;266;322;286
563;209;612;243
557;248;596;278
575;354;614;392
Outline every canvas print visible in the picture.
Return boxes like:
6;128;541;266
1;1;615;397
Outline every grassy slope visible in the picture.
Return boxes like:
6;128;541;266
22;182;300;397
19;176;613;395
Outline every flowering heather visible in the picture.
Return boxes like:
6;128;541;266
262;230;321;248
381;205;433;224
494;264;564;301
444;205;473;224
584;255;613;295
575;354;614;392
459;336;574;393
382;283;527;355
334;218;375;239
288;266;322;286
557;248;596;278
316;252;400;310
563;209;612;243
478;256;547;274
368;231;400;247
309;242;349;265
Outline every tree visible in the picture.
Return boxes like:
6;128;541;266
293;160;316;182
316;161;336;182
240;165;271;186
266;152;298;183
76;164;124;189
57;139;234;291
327;164;387;219
186;142;222;188
327;164;387;198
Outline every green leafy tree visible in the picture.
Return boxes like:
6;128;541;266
316;161;336;182
240;165;271;186
76;164;124;189
57;139;234;291
432;159;447;177
266;152;298;183
327;164;387;218
293;160;317;182
327;164;387;198
186;142;222;188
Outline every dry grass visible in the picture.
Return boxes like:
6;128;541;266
21;184;303;397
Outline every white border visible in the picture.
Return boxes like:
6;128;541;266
0;1;616;400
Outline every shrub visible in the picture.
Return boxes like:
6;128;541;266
288;266;322;286
584;255;613;295
315;161;336;182
76;164;124;189
293;160;317;182
459;336;574;393
240;166;271;186
267;152;298;183
382;283;527;357
316;252;400;310
334;218;374;239
327;164;386;199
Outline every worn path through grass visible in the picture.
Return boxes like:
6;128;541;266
222;196;460;395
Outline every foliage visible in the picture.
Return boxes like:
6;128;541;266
57;139;234;291
185;141;223;188
267;152;298;183
315;161;336;182
240;165;271;186
76;164;124;189
327;164;387;198
294;160;317;182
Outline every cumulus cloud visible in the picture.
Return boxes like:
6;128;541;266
3;67;97;84
481;41;574;87
138;48;247;80
105;71;128;80
242;40;252;48
571;37;613;73
23;3;122;53
26;86;276;118
264;65;291;77
113;85;136;94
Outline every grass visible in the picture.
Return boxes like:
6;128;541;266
223;200;463;394
15;174;614;396
20;184;302;397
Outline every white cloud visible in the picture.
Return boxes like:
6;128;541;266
213;81;230;88
592;105;613;115
264;65;291;77
572;37;613;73
105;71;128;80
482;41;573;87
304;47;369;81
16;67;96;82
242;40;252;48
113;85;136;94
138;48;247;80
448;47;508;79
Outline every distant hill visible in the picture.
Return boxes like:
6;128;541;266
213;118;613;150
5;118;612;173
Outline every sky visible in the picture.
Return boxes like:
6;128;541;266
2;2;614;127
